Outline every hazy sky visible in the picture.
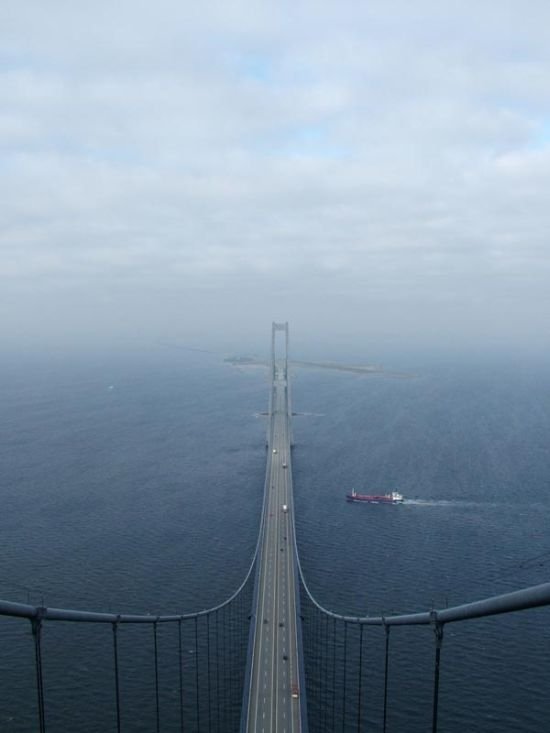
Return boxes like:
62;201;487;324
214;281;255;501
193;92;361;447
2;1;550;356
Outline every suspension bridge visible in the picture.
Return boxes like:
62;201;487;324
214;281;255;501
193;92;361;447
1;322;550;732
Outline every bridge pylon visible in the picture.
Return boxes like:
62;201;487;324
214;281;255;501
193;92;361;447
270;321;293;446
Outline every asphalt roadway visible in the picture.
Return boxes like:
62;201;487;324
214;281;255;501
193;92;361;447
245;369;302;733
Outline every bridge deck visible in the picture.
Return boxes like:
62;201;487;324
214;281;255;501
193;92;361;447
245;367;302;732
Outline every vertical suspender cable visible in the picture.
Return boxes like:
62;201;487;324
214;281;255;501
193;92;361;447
382;624;390;733
178;619;184;733
235;600;240;727
195;615;201;732
317;609;323;727
31;615;46;733
323;614;329;733
342;621;348;733
216;609;220;733
153;621;160;733
222;606;228;729
357;623;364;733
229;602;233;730
112;621;121;733
239;592;243;654
206;614;211;733
332;617;337;733
222;605;227;731
311;602;315;671
227;603;232;726
305;600;310;676
312;605;317;718
231;600;238;726
228;603;233;726
319;613;324;732
317;611;325;728
431;617;444;733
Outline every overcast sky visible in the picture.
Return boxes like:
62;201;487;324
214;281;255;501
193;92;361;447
2;1;550;357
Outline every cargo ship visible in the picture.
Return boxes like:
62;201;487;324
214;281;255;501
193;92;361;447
346;488;404;504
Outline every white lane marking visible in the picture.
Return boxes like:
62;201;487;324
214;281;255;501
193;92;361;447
271;451;282;733
249;450;281;732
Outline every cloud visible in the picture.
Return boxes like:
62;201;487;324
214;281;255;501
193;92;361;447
1;0;550;353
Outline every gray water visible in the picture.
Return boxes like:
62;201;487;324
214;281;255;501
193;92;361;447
1;348;550;731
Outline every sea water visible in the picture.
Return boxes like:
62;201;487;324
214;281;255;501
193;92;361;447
1;348;550;731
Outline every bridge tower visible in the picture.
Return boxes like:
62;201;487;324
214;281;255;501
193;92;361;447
270;321;293;446
271;321;289;378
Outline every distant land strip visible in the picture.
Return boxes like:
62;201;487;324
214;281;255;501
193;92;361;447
224;356;413;378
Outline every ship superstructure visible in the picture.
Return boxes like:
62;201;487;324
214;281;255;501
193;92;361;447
346;489;404;504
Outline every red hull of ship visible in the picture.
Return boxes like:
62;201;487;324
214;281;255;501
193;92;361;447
346;492;403;504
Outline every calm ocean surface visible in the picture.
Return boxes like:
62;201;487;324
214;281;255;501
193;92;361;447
1;348;550;731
